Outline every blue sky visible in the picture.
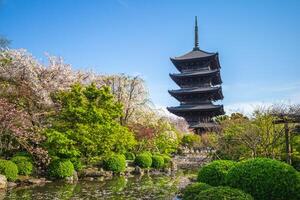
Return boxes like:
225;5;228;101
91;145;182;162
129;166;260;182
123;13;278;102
1;0;300;114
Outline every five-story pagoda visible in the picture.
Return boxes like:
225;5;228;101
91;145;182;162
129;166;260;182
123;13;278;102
167;17;224;134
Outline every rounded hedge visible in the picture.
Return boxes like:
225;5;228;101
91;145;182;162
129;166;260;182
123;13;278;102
151;155;164;169
48;159;74;179
182;182;212;200
70;158;83;171
162;155;171;167
135;153;152;168
103;154;126;173
125;152;135;161
195;186;254;200
197;160;236;186
11;156;33;176
0;159;18;181
226;158;300;200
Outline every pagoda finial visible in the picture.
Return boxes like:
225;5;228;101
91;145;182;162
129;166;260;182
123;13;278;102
193;16;200;51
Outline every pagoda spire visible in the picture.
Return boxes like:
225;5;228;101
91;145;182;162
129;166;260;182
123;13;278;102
193;16;200;51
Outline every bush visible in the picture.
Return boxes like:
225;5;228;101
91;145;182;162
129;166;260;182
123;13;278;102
162;154;171;167
195;186;253;200
151;155;164;169
226;158;300;200
70;157;83;171
135;153;152;168
197;160;236;186
125;152;135;161
0;159;18;181
11;156;33;176
103;154;126;173
48;159;74;179
182;182;212;200
181;134;201;148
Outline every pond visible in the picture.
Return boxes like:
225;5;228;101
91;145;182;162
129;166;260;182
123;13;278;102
1;169;198;200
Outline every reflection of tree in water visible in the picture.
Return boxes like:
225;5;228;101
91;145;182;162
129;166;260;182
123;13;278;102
3;170;196;200
4;183;78;200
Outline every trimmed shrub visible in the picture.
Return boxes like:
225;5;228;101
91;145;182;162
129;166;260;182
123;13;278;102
135;153;152;168
103;154;126;173
162;154;171;167
195;186;253;200
0;159;18;181
48;159;74;179
70;158;83;171
226;158;300;200
151;155;164;169
182;182;212;200
197;160;236;186
11;156;33;176
125;152;135;161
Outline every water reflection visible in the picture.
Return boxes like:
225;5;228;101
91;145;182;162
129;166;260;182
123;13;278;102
2;170;196;200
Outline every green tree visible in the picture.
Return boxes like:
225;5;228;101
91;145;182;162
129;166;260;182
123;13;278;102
44;83;136;162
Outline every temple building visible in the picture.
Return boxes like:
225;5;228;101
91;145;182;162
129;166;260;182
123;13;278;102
167;17;224;134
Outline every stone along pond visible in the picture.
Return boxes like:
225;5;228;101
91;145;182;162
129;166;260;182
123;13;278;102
1;168;197;200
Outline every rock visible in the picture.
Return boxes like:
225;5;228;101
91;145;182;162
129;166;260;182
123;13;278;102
7;182;17;188
82;177;94;181
0;175;7;189
79;167;104;178
134;166;144;175
64;176;73;182
170;160;177;171
72;171;78;182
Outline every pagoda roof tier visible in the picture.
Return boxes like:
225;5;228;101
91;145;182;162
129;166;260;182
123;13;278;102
167;104;224;115
170;51;221;72
170;69;222;86
171;49;216;61
168;86;223;101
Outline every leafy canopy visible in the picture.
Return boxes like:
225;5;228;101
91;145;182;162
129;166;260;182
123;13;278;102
44;83;136;161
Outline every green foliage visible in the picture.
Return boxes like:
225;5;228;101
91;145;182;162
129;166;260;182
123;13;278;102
214;112;285;161
162;154;171;167
135;153;152;168
11;156;33;176
125;152;135;160
154;130;179;154
44;84;136;162
48;159;74;179
181;134;201;148
0;159;18;181
70;157;83;171
226;158;300;200
195;186;254;200
103;154;126;173
151;155;164;169
197;160;236;186
182;182;212;200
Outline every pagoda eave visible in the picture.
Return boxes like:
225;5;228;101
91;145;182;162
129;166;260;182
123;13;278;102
167;104;224;113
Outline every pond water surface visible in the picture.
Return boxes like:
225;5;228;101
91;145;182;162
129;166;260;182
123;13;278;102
1;169;197;200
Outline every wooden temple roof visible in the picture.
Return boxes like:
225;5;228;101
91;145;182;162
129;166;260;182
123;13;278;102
167;104;224;113
170;49;217;61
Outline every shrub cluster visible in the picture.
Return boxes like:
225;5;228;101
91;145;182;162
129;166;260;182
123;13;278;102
182;182;212;200
11;155;33;176
134;153;152;168
103;154;126;173
197;160;236;186
70;157;83;171
226;158;300;200
195;186;253;200
125;152;135;161
162;154;171;167
48;159;74;178
151;155;164;169
0;159;18;181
